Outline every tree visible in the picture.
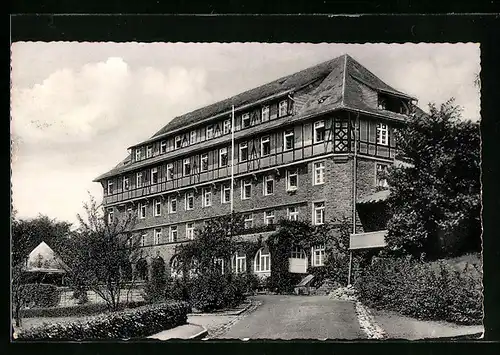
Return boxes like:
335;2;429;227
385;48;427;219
12;264;29;328
386;99;481;259
69;195;140;311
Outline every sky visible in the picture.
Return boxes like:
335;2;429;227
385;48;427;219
10;42;481;226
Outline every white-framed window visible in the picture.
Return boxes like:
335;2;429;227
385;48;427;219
290;246;306;259
151;167;158;184
160;140;167;154
223;119;231;134
261;136;270;157
376;123;389;146
154;228;162;245
190;130;197;145
185;191;194;210
154;199;161;216
141;234;147;247
313;201;325;225
244;213;253;229
166;163;174;181
202;187;212;207
242;113;250;128
241;179;252;200
264;210;275;225
376;163;390;188
206;125;214;139
183;158;191;176
287;206;299;221
279;100;288;117
284;129;294;151
146;145;153;158
221;183;231;204
239;142;248;162
314;161;325;185
261;105;270;122
200;153;208;172
263;175;274;196
254;248;271;273
107;180;114;195
169;196;177;213
136;172;143;187
135;148;142;161
175;136;182;149
169;226;178;242
287;169;298;191
312;244;326;267
314;120;325;143
107;208;114;224
138;202;146;219
219;147;228;167
122;176;130;191
214;258;225;274
231;252;247;274
186;223;195;240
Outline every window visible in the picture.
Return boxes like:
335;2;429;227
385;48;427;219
244;213;253;229
261;106;270;122
154;228;162;245
166;163;174;181
314;161;325;185
242;113;250;128
263;175;274;196
175;136;182;149
376;123;388;146
376;163;390;188
160;140;167;154
206;125;214;139
183;158;191;176
223;119;231;134
107;180;114;195
185;191;194;210
279;100;288;117
254;248;271;272
200;153;208;172
222;183;231;204
261;136;270;157
239;142;248;162
264;210;275;225
284;129;294;151
190;130;197;145
154;199;161;216
313;201;325;225
169;196;177;213
127;206;133;216
312;244;325;266
288;206;299;221
141;234;147;247
107;208;114;224
202;188;212;207
231;252;247;274
136;172;143;187
151;167;158;184
169;226;178;242
214;258;225;274
139;202;146;219
287;169;298;191
219;147;228;167
290;247;306;259
122;176;129;191
146;145;153;158
241;179;252;200
186;223;195;240
314;120;325;143
135;148;141;161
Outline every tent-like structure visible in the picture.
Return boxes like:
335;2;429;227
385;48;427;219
23;241;70;285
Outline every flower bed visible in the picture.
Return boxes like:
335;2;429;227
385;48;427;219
15;301;191;340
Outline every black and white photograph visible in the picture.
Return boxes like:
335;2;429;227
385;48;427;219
11;42;483;341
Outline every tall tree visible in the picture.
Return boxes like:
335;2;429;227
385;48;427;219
386;99;481;259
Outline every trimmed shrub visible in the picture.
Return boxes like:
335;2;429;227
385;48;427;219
355;257;483;325
16;301;191;340
25;284;61;308
143;257;167;303
21;300;146;318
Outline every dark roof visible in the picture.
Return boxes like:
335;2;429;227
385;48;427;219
95;54;416;182
357;189;391;204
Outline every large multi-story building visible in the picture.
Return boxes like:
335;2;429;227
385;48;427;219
94;54;419;278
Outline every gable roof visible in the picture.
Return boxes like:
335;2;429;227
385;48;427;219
94;54;417;182
25;241;70;273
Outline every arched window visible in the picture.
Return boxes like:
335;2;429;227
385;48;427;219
136;258;148;281
231;251;247;274
254;247;271;273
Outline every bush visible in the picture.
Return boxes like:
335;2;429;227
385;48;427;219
24;284;61;308
355;257;483;325
143;257;167;303
16;301;191;340
21;300;146;318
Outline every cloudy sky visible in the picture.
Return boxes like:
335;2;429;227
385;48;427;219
11;42;480;225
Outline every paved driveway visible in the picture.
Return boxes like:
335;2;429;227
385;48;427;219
215;295;366;340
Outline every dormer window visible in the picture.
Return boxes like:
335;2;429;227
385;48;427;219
242;113;250;128
223;119;231;134
175;136;182;149
206;125;214;139
160;140;167;154
279;100;288;117
190;130;197;145
261;106;270;122
314;121;325;143
146;145;153;158
135;148;141;161
107;180;114;195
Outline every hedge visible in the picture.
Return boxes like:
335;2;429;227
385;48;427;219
24;284;61;308
15;301;191;340
21;300;146;318
355;257;483;325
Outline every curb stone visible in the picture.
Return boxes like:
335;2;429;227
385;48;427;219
354;301;387;340
204;300;262;339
